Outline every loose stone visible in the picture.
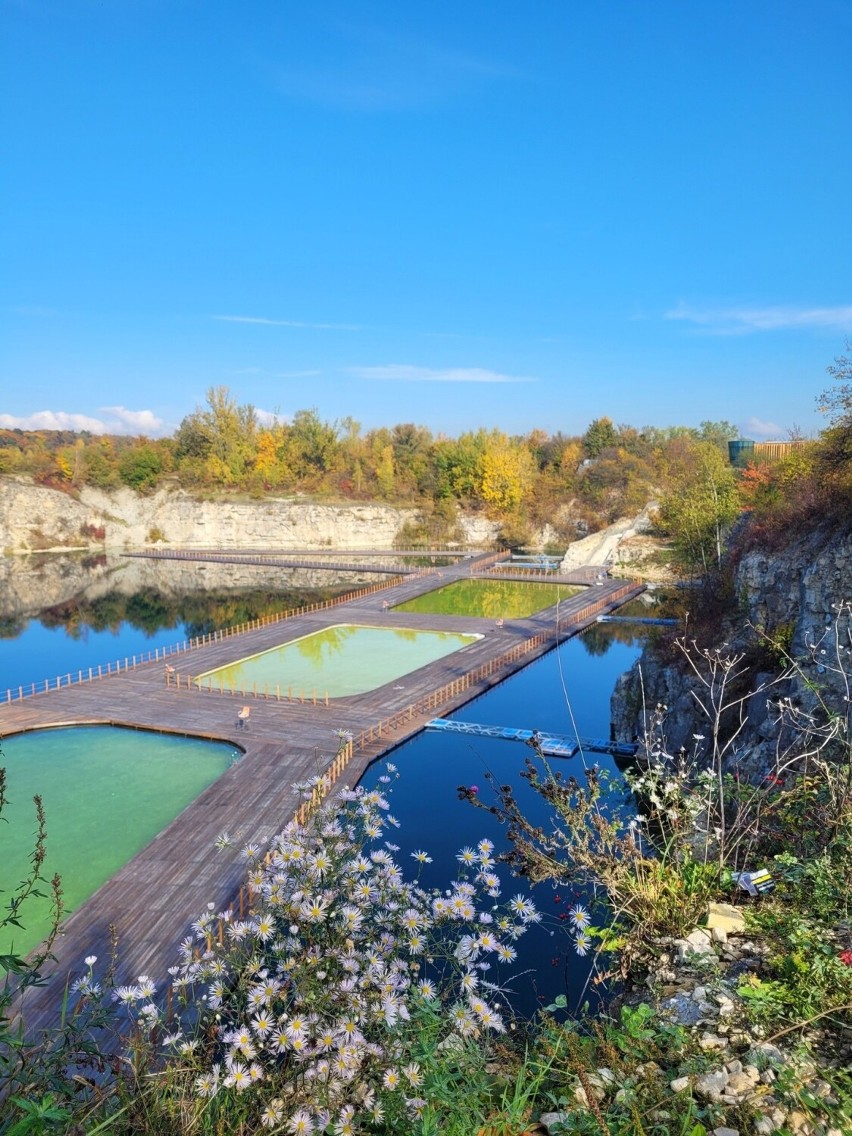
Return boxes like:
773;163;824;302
695;1070;729;1100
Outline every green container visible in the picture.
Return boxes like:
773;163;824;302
728;439;755;467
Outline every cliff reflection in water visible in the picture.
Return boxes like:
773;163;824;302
0;552;374;691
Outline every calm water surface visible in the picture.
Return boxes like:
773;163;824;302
0;569;351;692
1;560;661;1015
195;624;483;698
359;631;642;1016
394;578;583;619
0;726;238;957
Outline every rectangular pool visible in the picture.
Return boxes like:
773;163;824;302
194;624;483;698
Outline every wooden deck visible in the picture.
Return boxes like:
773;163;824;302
1;554;642;1032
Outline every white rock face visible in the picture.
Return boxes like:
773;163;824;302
560;504;656;570
0;477;570;557
0;479;420;553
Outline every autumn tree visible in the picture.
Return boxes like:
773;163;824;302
253;425;290;488
478;430;535;513
391;423;434;497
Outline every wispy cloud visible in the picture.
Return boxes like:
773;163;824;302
9;304;60;317
214;315;362;331
741;416;786;440
665;302;852;335
0;408;166;436
262;23;516;112
349;364;536;384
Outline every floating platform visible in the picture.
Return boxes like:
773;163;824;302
596;615;679;626
425;717;637;758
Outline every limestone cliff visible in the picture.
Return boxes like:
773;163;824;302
611;526;852;777
0;478;437;553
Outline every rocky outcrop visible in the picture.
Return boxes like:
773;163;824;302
559;505;656;571
559;504;675;583
611;526;852;776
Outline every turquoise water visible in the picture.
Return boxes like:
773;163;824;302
194;624;482;698
0;726;238;958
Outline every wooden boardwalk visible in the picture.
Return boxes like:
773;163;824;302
0;554;642;1032
125;548;445;575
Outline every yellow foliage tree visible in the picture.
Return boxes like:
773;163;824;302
254;428;289;486
479;433;535;513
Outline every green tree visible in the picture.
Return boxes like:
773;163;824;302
816;340;852;474
657;437;740;573
118;444;163;491
698;419;739;452
284;409;340;482
582;416;618;458
174;386;258;485
434;432;485;502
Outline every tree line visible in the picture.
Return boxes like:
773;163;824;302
0;387;746;549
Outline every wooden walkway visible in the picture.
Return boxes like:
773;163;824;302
125;549;444;575
1;554;642;1033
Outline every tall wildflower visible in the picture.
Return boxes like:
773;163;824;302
109;767;534;1132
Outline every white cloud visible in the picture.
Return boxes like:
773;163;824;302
100;406;166;434
255;408;290;427
349;364;535;384
0;408;166;436
213;314;362;331
665;302;852;335
741;416;786;440
0;410;111;433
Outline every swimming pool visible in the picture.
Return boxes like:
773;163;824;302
393;578;584;619
194;624;483;698
0;726;239;958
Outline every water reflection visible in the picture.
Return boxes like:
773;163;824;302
0;552;354;690
358;629;645;1019
395;579;583;620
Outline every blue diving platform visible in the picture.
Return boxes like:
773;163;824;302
425;718;638;759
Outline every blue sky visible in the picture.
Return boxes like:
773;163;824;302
2;0;851;441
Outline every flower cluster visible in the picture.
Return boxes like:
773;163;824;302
106;766;537;1133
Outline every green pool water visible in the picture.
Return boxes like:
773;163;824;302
194;624;482;698
0;726;238;958
393;579;584;620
